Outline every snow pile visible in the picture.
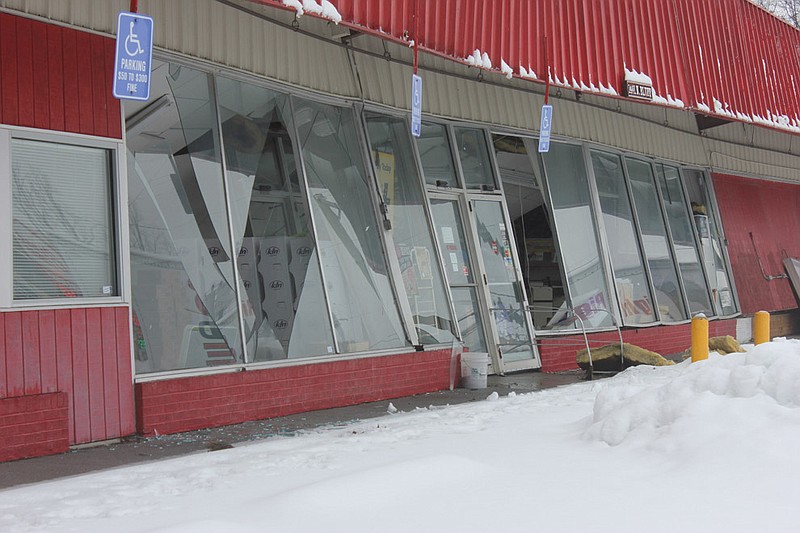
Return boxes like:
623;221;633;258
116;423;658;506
624;66;653;85
519;65;537;79
465;49;492;69
500;59;513;79
652;93;685;108
586;339;800;452
3;341;800;532
282;0;342;24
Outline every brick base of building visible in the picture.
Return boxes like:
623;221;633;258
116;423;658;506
538;318;738;372
0;393;69;462
136;347;456;436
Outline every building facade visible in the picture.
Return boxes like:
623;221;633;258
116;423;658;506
1;0;799;461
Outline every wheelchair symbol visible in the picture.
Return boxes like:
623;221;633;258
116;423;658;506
125;21;145;56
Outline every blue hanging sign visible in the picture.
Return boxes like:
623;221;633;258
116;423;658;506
113;12;154;101
411;74;423;137
538;104;553;153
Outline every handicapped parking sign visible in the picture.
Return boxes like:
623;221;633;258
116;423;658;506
411;74;422;137
113;12;154;101
538;104;553;153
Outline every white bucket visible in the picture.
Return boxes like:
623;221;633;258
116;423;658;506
461;352;489;389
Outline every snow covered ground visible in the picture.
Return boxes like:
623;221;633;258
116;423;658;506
3;339;800;532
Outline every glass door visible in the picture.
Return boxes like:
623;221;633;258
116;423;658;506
428;195;489;356
470;197;537;368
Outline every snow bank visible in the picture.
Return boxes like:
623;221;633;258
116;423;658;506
3;341;800;532
586;339;800;451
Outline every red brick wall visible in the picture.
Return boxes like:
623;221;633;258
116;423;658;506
136;348;455;436
0;392;69;462
539;319;737;372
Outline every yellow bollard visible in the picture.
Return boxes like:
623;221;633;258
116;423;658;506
691;313;709;362
753;310;771;345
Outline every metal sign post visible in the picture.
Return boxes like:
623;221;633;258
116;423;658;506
113;12;154;101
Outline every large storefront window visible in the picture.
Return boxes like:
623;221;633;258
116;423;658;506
293;99;408;353
625;158;688;322
683;169;738;316
127;62;243;372
542;143;614;328
590;151;655;325
656;164;714;315
12;139;117;300
216;76;335;360
364;113;455;344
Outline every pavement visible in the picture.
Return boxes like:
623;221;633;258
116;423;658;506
0;370;585;490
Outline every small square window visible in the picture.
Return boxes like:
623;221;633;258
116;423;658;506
12;139;118;300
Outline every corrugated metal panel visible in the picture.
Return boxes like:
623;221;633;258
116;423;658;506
252;0;800;136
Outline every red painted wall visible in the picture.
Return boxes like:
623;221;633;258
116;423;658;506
0;13;130;459
136;348;455;436
712;173;800;314
0;308;135;445
0;11;122;139
539;319;737;372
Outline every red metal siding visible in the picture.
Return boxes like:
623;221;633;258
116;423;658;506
136;348;455;436
712;173;800;314
253;0;800;134
0;308;135;446
0;12;121;139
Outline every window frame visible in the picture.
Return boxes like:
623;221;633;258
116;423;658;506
680;167;740;317
622;154;691;324
0;125;129;310
586;148;660;326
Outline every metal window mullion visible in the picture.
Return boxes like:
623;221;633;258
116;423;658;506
677;167;718;317
210;73;251;365
0;129;12;308
409;119;461;341
620;156;662;324
583;147;624;326
652;162;694;318
702;169;741;315
356;107;418;346
287;95;340;354
446;124;467;193
116;111;132;307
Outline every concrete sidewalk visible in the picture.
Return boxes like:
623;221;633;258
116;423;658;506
0;370;584;490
